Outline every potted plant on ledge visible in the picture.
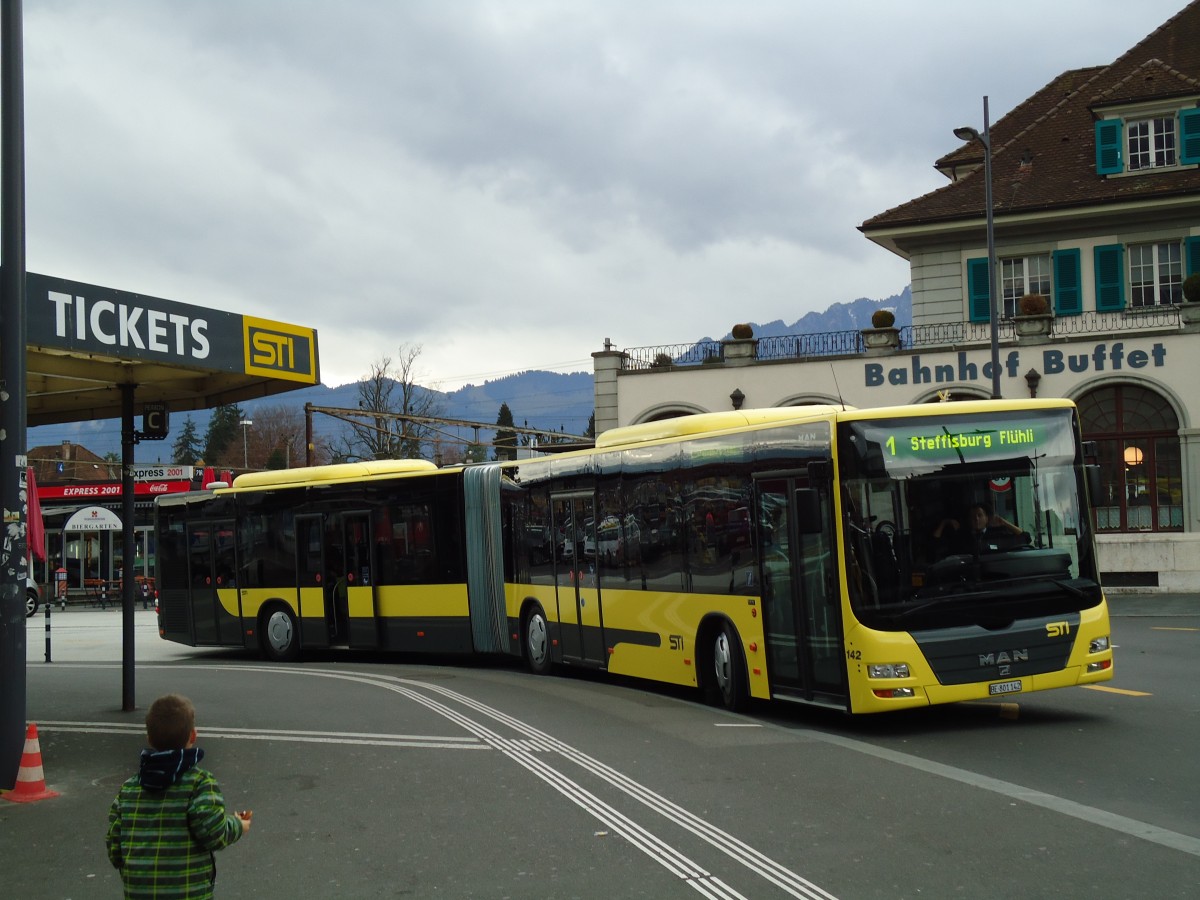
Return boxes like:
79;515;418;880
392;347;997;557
721;322;758;364
1182;273;1200;325
861;308;899;352
1013;293;1053;340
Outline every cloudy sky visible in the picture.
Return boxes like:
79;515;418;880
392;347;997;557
22;0;1189;391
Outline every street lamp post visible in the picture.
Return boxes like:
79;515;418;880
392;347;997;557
239;418;253;469
955;96;1001;399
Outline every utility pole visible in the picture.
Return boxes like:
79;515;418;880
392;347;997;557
0;0;28;790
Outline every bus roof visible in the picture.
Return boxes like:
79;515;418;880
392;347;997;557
229;459;439;491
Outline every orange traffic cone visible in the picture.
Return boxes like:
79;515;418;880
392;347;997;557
2;723;60;803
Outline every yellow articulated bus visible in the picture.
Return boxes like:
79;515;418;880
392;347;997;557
155;399;1114;713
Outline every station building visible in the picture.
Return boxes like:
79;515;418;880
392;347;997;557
591;2;1200;591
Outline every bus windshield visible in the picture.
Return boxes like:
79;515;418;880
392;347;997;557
837;408;1102;632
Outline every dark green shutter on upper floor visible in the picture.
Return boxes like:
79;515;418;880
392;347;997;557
1187;235;1200;276
1094;244;1125;311
966;257;991;322
1095;120;1123;175
1052;249;1081;315
1180;109;1200;166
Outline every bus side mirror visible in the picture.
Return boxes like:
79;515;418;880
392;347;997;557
794;488;822;534
1086;464;1101;503
807;459;832;488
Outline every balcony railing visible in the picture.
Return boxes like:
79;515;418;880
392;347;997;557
620;307;1183;371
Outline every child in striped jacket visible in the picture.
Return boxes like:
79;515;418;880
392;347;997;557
106;694;252;899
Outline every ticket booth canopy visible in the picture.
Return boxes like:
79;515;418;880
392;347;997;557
25;271;320;426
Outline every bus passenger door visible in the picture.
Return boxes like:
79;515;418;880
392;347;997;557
343;511;379;648
188;520;239;645
755;473;846;703
295;514;329;647
552;493;605;666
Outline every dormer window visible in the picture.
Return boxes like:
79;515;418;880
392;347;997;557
1095;107;1200;174
1127;116;1176;170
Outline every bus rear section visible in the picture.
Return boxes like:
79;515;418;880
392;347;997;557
155;463;515;663
834;401;1114;712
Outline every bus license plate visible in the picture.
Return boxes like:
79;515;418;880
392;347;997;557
989;680;1022;695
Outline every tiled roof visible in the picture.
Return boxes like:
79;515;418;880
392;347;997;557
862;0;1200;232
27;443;115;485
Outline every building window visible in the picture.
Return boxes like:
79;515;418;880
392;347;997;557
1127;116;1176;170
1128;241;1183;307
1078;385;1181;533
1001;254;1052;317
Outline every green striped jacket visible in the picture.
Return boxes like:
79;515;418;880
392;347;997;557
106;765;244;899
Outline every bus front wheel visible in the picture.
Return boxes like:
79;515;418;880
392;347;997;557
707;622;747;712
524;605;552;675
260;605;300;663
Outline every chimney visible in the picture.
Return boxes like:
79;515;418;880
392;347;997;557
61;440;72;461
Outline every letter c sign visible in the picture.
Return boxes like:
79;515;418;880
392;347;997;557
142;403;169;440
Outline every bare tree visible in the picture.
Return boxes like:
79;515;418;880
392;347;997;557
339;345;444;461
245;404;313;470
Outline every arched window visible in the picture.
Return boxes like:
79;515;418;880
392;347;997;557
1077;385;1182;532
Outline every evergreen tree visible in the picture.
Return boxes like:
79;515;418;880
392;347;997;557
585;411;596;438
494;402;518;461
203;404;245;467
172;416;203;465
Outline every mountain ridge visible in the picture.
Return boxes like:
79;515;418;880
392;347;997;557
28;288;910;462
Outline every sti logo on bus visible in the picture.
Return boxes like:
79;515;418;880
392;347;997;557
243;316;316;383
1046;621;1071;637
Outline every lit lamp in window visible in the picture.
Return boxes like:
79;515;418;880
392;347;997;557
1123;446;1143;467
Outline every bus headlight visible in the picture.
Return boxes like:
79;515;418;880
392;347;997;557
1089;636;1110;653
867;663;909;679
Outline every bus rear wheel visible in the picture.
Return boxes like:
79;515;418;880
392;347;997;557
524;605;552;675
707;622;747;712
260;605;300;663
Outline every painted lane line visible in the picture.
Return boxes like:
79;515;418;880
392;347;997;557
812;730;1200;859
410;677;837;900
1080;685;1152;697
55;663;834;898
37;723;485;751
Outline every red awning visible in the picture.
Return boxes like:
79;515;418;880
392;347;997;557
27;467;46;561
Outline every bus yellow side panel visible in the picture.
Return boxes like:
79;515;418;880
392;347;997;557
375;584;469;618
298;586;325;619
217;588;239;616
600;588;770;699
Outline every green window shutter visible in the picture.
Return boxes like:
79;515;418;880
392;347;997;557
1094;244;1125;311
966;256;991;322
1180;109;1200;166
1095;120;1123;174
1186;235;1200;277
1052;249;1082;315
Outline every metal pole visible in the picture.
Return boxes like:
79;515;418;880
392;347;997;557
983;96;1001;399
121;385;137;711
0;0;28;791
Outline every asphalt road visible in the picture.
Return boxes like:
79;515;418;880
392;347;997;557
2;597;1197;898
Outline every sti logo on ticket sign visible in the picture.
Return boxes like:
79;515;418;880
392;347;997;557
243;316;318;383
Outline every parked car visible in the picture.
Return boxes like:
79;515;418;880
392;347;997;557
25;574;40;618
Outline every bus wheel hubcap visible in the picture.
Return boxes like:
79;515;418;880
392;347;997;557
714;633;731;693
528;615;547;664
267;612;293;651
